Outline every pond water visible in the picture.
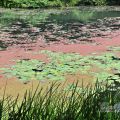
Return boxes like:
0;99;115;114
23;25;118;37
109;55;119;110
43;9;120;24
0;7;120;48
0;7;120;27
0;7;120;98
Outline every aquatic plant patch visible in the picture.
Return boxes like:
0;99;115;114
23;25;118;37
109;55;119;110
1;9;120;48
89;53;120;82
108;46;120;52
1;51;120;83
0;51;91;81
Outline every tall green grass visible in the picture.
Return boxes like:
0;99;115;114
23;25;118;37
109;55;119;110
0;81;120;120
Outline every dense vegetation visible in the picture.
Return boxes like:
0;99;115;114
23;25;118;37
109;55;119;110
0;0;120;8
0;82;120;120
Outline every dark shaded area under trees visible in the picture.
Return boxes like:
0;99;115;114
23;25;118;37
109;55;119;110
0;0;120;8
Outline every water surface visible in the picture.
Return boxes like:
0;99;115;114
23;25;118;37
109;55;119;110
0;7;120;48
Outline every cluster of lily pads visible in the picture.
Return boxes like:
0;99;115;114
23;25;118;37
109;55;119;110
108;46;120;52
1;50;120;83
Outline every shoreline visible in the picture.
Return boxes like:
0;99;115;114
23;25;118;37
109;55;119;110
0;6;120;11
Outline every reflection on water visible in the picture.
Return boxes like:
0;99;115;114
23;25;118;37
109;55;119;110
0;7;120;27
47;10;120;24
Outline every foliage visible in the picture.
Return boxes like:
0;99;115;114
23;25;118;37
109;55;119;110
0;0;120;8
0;82;120;119
60;0;80;6
93;0;107;5
78;0;107;5
106;0;120;5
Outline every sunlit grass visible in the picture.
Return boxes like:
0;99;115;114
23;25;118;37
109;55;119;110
0;81;120;119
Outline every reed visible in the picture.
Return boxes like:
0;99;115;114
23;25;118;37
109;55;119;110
0;81;120;120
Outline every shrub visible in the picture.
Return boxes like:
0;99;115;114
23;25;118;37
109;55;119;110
93;0;107;5
1;0;119;8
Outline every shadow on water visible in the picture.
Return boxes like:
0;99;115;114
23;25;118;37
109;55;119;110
0;40;7;50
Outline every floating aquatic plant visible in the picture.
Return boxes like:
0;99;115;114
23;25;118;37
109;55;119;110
1;50;120;83
108;46;120;52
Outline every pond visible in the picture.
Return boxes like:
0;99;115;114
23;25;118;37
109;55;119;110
0;7;120;49
1;7;120;26
0;7;120;98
